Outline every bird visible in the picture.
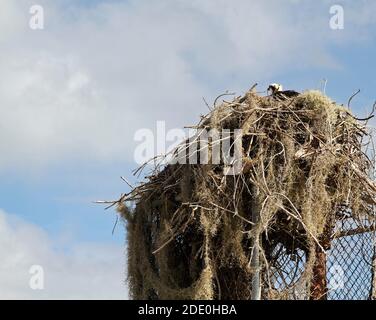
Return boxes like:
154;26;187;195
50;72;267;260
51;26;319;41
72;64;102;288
267;83;300;99
267;83;283;94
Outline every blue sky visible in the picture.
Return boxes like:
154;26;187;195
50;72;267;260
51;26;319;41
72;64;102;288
0;0;375;299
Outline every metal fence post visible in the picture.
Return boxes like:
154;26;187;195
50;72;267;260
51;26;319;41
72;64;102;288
251;186;261;300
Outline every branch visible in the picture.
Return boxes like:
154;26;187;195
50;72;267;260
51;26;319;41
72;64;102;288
347;89;360;108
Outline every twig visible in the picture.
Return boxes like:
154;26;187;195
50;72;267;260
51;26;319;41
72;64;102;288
347;89;361;108
112;215;119;235
214;92;236;108
203;97;212;111
120;176;134;189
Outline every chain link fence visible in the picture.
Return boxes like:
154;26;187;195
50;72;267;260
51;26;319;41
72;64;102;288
327;218;376;300
265;217;376;300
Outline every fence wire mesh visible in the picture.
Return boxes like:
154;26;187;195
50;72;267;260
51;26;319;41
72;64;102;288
265;216;376;300
327;218;376;300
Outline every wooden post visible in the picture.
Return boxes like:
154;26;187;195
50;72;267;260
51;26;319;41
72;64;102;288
310;222;333;300
310;244;328;300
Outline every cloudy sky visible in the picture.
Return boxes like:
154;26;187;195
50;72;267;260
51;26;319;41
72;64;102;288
0;0;375;299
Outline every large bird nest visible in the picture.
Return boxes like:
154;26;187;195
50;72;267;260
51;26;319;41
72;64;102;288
112;89;376;299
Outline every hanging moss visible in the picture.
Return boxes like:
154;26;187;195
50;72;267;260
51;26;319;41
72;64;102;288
116;89;376;300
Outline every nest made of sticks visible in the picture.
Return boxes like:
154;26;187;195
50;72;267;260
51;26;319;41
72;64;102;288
113;88;376;300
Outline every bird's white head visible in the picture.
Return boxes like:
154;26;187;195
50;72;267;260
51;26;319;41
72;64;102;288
268;83;283;94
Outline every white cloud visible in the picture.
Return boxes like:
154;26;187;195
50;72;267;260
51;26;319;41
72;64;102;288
0;0;375;172
0;209;127;299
